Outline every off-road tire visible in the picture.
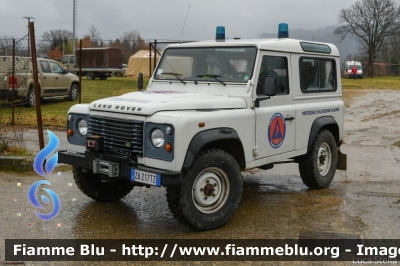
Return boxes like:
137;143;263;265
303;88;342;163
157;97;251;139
299;130;337;189
73;167;134;202
25;88;35;107
68;84;79;101
166;149;243;230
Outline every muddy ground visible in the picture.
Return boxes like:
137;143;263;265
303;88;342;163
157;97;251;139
0;89;399;265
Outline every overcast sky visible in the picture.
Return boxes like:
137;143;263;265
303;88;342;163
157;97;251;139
1;0;399;43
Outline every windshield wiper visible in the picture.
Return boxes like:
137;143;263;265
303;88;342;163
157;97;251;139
162;72;186;84
196;74;226;86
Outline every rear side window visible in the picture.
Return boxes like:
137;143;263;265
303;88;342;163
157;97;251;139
299;57;336;92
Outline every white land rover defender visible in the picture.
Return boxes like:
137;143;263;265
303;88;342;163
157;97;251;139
58;24;347;230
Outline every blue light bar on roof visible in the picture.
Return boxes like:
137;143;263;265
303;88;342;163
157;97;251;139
216;26;225;41
278;23;289;38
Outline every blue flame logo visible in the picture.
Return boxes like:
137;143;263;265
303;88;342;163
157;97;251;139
33;130;60;177
29;130;61;221
28;180;60;220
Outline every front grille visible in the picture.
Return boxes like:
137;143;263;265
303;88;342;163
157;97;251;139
88;115;144;158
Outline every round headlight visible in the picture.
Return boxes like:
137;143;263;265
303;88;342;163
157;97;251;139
151;128;165;148
77;119;88;136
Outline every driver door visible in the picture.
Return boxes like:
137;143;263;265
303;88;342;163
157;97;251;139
253;52;295;159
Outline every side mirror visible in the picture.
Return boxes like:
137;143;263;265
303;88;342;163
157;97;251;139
264;76;277;96
138;72;143;91
63;67;69;74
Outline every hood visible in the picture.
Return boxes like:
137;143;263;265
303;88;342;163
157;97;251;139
89;91;247;115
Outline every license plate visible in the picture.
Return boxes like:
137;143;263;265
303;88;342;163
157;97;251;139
131;169;161;187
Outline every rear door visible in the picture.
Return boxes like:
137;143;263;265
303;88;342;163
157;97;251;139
253;52;296;159
49;60;69;96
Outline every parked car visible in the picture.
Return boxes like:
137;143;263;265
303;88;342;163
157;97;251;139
0;56;80;107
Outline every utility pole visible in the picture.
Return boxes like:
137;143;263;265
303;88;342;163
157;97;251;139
23;16;35;56
73;0;77;52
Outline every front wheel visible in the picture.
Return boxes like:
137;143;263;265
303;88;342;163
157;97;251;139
68;84;79;101
299;130;337;189
166;149;243;230
73;167;134;202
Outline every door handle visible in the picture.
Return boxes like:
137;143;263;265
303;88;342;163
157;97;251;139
43;76;47;79
285;116;295;121
55;77;59;79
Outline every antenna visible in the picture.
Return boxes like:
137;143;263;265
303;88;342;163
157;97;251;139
180;5;191;43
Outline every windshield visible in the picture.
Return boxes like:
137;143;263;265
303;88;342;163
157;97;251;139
154;47;257;83
350;65;362;70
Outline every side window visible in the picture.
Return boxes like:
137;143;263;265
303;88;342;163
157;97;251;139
257;55;289;96
49;61;64;74
70;56;75;64
300;57;336;92
40;61;51;74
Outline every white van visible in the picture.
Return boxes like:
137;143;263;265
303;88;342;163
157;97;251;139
344;61;363;79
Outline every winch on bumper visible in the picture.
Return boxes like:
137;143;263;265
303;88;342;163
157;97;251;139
57;150;183;187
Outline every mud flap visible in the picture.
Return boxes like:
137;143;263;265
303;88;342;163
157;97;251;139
337;148;347;170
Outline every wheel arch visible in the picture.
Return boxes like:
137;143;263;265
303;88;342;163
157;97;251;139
307;116;340;153
71;81;80;91
28;83;41;96
181;128;246;172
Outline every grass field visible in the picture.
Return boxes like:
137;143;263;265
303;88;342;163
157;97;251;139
0;76;399;129
0;76;147;128
341;76;400;90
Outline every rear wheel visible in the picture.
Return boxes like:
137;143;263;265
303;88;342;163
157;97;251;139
73;167;134;202
299;130;337;188
166;149;243;230
25;88;35;107
87;72;95;80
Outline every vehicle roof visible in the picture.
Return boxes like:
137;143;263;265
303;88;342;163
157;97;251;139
167;38;340;57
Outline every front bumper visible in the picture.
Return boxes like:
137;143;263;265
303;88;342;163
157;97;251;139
58;150;183;187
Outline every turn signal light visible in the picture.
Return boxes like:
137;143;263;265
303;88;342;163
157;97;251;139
67;129;74;136
165;143;172;153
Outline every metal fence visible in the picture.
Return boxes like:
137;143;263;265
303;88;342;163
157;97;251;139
0;35;30;152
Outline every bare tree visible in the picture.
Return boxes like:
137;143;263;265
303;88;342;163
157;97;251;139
0;35;30;56
40;29;73;54
0;36;15;56
118;31;149;63
334;0;400;77
88;25;101;47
